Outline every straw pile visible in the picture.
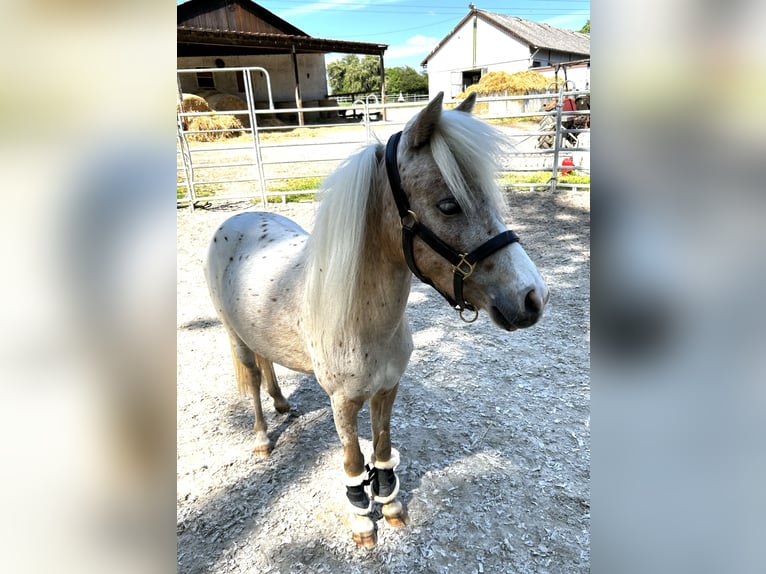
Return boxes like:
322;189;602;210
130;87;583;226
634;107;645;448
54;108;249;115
177;92;245;142
196;90;251;128
458;70;549;97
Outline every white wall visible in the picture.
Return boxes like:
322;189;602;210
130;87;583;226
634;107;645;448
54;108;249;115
535;62;590;91
425;15;532;100
177;53;328;102
475;18;530;72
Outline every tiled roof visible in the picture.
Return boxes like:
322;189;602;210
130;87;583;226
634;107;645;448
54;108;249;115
482;11;590;54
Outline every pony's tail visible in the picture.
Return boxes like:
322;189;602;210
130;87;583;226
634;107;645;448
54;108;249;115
304;143;381;344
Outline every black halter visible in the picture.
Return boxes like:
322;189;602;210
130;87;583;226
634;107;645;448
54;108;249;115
384;130;520;322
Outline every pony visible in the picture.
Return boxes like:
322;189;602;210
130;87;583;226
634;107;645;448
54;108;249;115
205;92;549;547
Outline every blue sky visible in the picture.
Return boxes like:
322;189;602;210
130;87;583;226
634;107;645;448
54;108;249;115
179;1;590;70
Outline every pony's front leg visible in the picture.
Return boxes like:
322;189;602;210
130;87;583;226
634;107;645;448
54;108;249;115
329;394;376;548
370;383;408;528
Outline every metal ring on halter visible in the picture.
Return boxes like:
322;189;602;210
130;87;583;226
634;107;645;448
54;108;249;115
458;307;479;323
401;209;418;229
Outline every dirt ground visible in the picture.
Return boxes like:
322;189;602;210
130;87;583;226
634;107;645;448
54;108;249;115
177;188;590;574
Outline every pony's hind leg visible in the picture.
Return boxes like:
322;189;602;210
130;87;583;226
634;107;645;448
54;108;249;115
229;340;285;457
370;383;408;528
255;354;290;414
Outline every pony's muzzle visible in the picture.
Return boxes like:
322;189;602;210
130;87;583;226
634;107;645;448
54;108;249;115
488;285;547;331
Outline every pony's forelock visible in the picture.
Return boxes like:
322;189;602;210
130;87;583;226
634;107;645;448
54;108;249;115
430;109;510;217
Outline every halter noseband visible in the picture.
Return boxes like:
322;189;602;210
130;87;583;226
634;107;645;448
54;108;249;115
384;130;520;322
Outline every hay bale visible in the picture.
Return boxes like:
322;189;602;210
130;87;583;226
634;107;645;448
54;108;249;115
458;70;549;98
196;90;250;128
185;114;245;142
176;91;248;141
177;93;210;113
177;94;211;129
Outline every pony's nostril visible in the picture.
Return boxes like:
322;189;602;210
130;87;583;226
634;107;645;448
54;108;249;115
524;288;544;315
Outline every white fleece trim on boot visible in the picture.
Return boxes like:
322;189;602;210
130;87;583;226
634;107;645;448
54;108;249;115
348;499;373;515
343;470;368;487
372;474;400;504
373;448;400;470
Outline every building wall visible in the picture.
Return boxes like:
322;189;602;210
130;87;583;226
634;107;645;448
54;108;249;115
425;14;588;100
535;62;590;91
475;18;531;72
425;16;531;99
177;53;328;103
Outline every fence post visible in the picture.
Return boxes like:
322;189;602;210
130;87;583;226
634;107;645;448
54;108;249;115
243;69;269;208
549;82;566;193
176;116;196;212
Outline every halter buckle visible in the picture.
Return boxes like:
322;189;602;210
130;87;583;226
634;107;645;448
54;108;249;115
452;254;476;279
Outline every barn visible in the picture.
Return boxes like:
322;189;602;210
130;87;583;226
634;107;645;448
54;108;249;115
177;0;387;123
422;7;590;98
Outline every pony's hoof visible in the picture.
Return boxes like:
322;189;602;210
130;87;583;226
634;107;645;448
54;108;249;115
252;442;271;458
351;514;377;548
274;398;290;414
382;500;408;528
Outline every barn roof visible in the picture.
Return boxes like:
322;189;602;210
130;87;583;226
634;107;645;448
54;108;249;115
177;0;387;57
421;9;590;66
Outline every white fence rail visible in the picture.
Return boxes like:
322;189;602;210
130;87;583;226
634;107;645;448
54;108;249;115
177;68;589;210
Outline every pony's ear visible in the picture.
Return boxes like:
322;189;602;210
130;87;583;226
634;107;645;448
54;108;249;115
455;91;477;113
407;91;444;148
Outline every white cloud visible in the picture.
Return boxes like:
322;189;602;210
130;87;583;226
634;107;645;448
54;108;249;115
385;35;439;61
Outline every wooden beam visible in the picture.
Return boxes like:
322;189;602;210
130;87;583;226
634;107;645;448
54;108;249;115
291;45;304;126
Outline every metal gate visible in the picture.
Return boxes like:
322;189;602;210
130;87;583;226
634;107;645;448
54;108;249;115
177;71;589;209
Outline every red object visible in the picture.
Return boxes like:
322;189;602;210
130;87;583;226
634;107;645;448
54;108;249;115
561;157;574;175
563;97;577;112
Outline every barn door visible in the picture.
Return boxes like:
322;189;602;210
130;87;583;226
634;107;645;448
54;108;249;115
450;71;463;97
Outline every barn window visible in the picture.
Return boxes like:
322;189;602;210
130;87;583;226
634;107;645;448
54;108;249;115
196;70;215;89
461;69;482;91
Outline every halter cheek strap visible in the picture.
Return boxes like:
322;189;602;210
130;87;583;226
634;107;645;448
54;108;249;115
385;131;520;321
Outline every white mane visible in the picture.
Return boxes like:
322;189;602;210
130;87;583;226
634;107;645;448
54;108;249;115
304;144;381;343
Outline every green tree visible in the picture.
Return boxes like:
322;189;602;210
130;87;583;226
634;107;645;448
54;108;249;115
579;20;590;33
385;66;428;95
327;54;381;95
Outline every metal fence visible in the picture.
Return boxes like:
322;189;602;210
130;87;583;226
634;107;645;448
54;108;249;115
176;67;589;210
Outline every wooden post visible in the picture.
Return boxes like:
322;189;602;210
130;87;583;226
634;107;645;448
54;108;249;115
379;53;387;122
291;45;304;126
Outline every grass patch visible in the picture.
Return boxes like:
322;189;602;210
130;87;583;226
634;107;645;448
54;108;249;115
498;171;590;186
268;176;322;192
265;176;321;203
266;193;315;203
177;177;323;203
178;172;588;203
488;116;545;127
177;183;222;200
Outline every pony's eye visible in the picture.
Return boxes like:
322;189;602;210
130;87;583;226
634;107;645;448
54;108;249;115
437;198;462;216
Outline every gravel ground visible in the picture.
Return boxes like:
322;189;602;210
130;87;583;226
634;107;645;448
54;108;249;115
177;188;590;573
